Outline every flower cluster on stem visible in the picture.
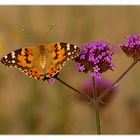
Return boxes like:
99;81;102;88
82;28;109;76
119;33;140;61
76;41;114;79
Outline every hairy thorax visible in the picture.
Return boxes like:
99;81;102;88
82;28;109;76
39;44;47;70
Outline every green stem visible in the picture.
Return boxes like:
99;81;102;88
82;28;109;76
92;77;101;134
55;77;93;101
98;59;138;101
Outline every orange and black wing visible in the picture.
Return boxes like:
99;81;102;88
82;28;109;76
44;42;80;78
0;47;44;80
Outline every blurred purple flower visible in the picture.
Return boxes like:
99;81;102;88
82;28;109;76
119;34;140;60
78;78;117;108
75;41;114;78
47;78;55;84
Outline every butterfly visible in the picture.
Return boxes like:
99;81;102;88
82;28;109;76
0;42;80;81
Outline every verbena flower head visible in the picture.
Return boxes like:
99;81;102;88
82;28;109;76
119;34;140;60
75;41;114;78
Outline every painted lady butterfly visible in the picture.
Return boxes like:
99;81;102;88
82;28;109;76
0;42;80;80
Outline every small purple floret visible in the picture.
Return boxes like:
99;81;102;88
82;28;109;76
48;78;55;84
76;63;85;71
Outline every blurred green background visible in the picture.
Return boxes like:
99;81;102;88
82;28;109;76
0;6;140;134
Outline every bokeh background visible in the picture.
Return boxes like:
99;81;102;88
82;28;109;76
0;6;140;134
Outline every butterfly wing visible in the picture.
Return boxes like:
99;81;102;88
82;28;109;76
0;46;44;80
44;42;80;78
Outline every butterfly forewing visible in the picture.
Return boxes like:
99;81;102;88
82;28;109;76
50;42;80;64
1;47;33;69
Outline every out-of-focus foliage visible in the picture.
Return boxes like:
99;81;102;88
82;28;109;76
0;6;140;134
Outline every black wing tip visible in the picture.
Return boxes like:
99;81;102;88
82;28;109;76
0;57;6;65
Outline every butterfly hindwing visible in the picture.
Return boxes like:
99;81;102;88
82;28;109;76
23;68;44;80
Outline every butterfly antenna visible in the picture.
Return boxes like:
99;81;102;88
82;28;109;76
38;24;54;43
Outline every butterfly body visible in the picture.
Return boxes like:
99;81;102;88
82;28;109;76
1;42;80;80
39;44;47;70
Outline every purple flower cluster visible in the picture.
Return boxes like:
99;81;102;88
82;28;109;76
75;41;114;78
119;34;140;60
77;78;117;108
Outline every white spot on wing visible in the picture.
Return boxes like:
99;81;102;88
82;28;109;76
68;52;71;55
74;45;77;49
11;51;15;55
12;60;15;63
66;43;70;51
11;51;16;59
4;55;8;59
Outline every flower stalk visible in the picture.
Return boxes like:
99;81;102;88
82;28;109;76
55;77;93;101
98;59;138;101
92;77;101;134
